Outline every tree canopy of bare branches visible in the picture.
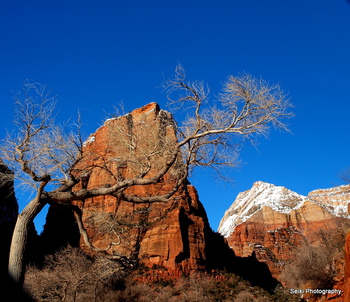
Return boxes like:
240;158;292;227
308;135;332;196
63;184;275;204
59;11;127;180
164;65;293;176
1;81;83;190
0;66;293;287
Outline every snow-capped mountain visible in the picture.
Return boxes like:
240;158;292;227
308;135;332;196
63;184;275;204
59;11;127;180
218;181;309;237
217;181;350;281
218;181;350;238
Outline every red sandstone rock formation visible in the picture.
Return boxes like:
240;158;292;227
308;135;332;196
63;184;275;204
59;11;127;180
219;181;350;284
342;233;350;302
308;185;350;302
71;102;210;275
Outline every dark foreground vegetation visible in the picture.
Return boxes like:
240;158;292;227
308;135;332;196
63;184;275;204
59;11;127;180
21;246;300;302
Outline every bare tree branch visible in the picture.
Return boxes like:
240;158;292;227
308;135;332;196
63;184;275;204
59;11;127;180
2;68;294;286
340;167;350;184
1;81;84;190
163;64;293;180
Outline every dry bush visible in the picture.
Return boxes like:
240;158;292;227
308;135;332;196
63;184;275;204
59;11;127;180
172;274;216;302
24;246;124;301
281;218;350;290
112;281;175;302
234;291;256;302
25;246;91;301
25;251;299;302
281;243;333;289
122;272;296;302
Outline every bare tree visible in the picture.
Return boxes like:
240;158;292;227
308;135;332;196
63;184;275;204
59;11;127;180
340;167;350;184
0;66;293;287
164;65;293;177
1;81;86;285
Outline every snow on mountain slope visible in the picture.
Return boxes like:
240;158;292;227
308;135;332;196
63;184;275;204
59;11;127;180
218;181;350;238
308;184;350;217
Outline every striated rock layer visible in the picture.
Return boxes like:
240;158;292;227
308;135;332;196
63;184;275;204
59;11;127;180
44;103;211;276
219;181;350;281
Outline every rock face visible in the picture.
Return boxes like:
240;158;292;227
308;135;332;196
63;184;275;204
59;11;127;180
308;185;350;216
218;181;350;280
343;233;350;301
44;102;211;275
0;159;18;277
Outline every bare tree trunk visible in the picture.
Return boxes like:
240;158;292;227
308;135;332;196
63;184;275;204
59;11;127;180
8;183;48;285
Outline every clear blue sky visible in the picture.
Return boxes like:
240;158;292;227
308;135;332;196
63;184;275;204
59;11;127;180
1;0;350;232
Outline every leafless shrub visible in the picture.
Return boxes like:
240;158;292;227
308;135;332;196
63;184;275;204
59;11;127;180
24;246;124;301
111;281;176;302
25;250;299;302
281;242;334;290
233;290;256;302
281;218;350;290
25;246;91;301
172;274;216;302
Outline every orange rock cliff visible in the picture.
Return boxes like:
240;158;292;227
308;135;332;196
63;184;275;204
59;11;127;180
40;102;350;297
42;103;212;275
219;181;350;298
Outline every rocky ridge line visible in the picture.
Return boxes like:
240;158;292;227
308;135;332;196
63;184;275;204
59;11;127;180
219;181;350;238
218;180;350;285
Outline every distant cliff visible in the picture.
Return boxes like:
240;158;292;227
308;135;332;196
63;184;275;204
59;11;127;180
219;181;350;283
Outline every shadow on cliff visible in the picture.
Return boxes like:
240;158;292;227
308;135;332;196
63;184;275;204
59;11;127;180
36;206;81;265
38;203;278;292
206;231;279;292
